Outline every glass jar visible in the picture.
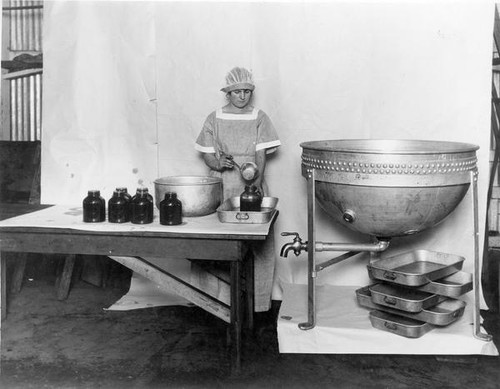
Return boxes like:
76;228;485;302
130;187;154;224
108;190;129;223
240;185;262;212
160;192;183;225
116;187;132;222
83;190;106;222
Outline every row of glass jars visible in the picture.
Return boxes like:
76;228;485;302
83;187;182;225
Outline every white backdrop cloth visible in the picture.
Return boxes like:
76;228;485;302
40;1;496;353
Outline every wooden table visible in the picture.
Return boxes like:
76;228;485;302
0;203;278;372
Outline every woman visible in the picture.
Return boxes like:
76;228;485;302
195;66;280;199
194;66;280;312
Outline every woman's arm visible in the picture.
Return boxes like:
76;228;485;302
254;149;266;193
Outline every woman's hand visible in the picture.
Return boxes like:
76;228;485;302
253;178;264;196
218;153;235;171
203;153;233;172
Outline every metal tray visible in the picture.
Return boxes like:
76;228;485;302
369;310;433;338
415;271;472;298
216;197;278;224
369;283;443;313
356;286;466;326
367;250;464;286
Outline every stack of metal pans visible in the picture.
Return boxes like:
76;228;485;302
357;250;472;338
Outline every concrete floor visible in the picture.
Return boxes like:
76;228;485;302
1;261;500;389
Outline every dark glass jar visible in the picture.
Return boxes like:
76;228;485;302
160;192;183;226
116;187;132;222
83;190;106;222
108;191;129;223
130;187;154;224
240;185;262;212
145;187;154;203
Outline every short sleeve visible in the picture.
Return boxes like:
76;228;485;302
195;112;216;153
256;111;281;154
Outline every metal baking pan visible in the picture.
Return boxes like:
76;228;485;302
367;250;464;286
415;271;472;298
356;286;466;326
369;283;443;313
216;197;278;224
369;310;434;338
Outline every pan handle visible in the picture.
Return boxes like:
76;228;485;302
384;321;398;331
236;213;249;221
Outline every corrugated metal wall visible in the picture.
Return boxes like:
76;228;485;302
9;73;41;140
8;0;43;51
6;0;43;141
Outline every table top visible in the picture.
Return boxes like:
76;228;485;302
0;203;278;240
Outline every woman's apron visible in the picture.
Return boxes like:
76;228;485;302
199;108;275;312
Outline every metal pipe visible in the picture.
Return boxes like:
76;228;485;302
315;240;390;253
299;170;317;331
316;251;359;272
471;170;492;341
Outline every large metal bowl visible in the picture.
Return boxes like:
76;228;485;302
154;176;223;217
300;139;479;238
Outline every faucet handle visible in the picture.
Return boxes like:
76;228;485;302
281;232;302;241
280;232;306;257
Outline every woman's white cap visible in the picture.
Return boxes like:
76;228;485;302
221;67;255;93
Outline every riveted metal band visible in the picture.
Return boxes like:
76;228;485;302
301;150;477;187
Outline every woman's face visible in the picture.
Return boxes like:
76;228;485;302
228;89;252;109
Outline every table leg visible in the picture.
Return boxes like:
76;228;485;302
245;253;254;331
230;260;242;373
0;250;5;320
56;254;76;301
10;253;27;294
0;248;5;375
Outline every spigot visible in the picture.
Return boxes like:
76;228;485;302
280;232;307;257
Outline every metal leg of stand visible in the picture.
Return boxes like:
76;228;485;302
471;170;492;341
299;169;316;330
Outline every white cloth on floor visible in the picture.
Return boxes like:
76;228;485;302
278;283;498;355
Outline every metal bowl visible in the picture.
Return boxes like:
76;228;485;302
154;176;223;217
300;139;479;237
